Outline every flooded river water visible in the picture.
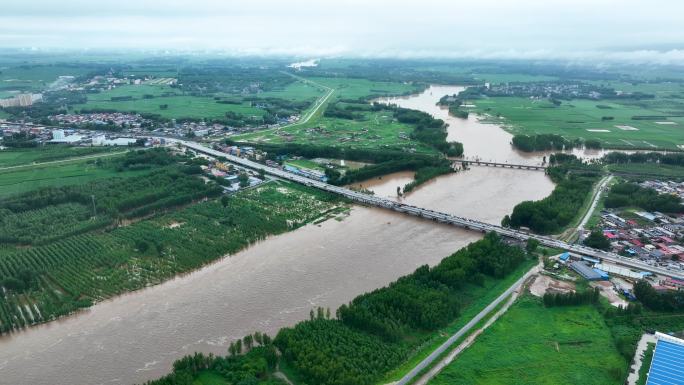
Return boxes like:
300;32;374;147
0;86;555;385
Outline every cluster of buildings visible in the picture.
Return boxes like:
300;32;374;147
283;164;327;182
0;93;42;108
50;113;153;129
50;129;139;146
474;81;616;100
591;208;684;271
639;180;684;200
181;149;264;193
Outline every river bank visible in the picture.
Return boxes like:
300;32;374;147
0;85;556;385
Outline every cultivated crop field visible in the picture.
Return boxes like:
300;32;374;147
429;296;627;385
0;179;341;333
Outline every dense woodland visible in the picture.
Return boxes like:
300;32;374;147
634;280;684;312
604;182;684;213
543;288;600;307
242;141;456;187
583;229;612;250
512;134;580;152
503;164;600;234
603;151;684;166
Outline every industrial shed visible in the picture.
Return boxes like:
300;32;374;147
645;333;684;385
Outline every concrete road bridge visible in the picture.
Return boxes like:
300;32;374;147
452;159;547;171
169;139;683;280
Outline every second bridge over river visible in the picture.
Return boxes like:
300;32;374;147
451;159;547;171
171;139;683;280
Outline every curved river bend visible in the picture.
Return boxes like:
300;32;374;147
0;86;554;385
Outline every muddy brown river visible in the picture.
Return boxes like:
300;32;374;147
0;86;555;385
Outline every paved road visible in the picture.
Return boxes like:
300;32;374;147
394;264;541;385
577;175;613;232
627;333;657;385
259;73;335;132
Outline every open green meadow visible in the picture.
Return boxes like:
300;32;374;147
237;109;435;153
0;146;118;167
233;77;434;152
472;82;684;150
248;80;326;101
0;153;144;197
310;77;422;99
429;296;627;385
74;84;265;119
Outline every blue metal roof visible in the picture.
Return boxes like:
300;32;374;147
646;339;684;385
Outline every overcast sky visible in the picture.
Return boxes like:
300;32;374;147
2;0;684;63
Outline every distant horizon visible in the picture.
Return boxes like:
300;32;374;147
2;47;684;67
2;0;684;65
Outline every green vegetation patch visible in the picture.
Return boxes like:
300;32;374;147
429;296;627;385
0;146;118;168
474;95;684;150
74;85;265;119
0;176;340;333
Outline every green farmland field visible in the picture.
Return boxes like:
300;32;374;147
311;77;422;99
236;109;435;153
74;85;266;119
249;80;327;101
429;296;627;385
234;77;432;152
0;146;117;168
0;154;145;197
472;79;684;150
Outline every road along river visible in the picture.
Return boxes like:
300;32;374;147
0;87;555;385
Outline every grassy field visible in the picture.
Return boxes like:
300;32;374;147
249;80;326;101
429;296;627;385
233;76;437;152
0;146;118;168
74;85;265;119
607;163;684;179
309;77;422;99
0;153;146;197
0;64;91;92
473;94;684;150
378;259;538;384
284;158;326;171
238;109;435;153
